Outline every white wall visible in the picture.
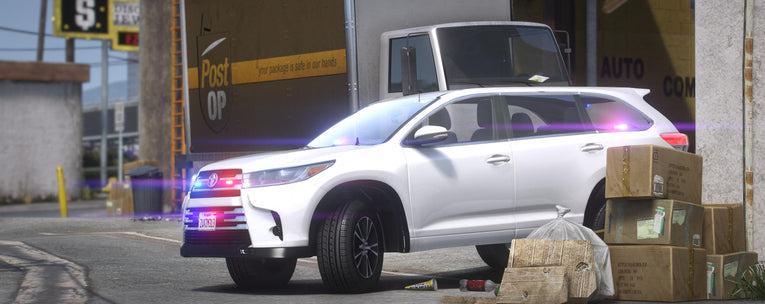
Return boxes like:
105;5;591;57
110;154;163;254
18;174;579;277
696;1;765;254
0;81;83;201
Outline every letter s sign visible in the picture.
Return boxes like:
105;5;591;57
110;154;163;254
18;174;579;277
75;0;95;31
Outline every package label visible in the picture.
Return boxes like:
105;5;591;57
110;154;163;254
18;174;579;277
653;207;666;234
637;218;660;239
724;260;739;278
653;174;665;196
707;262;716;298
672;208;687;225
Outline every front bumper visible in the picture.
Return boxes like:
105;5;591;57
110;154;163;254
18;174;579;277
180;242;313;258
181;179;324;259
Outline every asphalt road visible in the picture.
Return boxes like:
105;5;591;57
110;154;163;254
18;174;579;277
0;200;755;304
0;200;503;304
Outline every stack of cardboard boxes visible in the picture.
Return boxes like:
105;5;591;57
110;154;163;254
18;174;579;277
604;145;757;301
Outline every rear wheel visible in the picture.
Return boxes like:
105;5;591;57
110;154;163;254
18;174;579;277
317;200;384;293
475;244;509;269
225;257;296;289
583;182;607;230
477;183;607;269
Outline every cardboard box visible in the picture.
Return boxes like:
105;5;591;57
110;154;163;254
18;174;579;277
509;239;596;301
496;266;567;304
606;145;703;204
605;199;703;247
706;251;759;300
609;246;707;302
703;204;746;254
109;181;134;216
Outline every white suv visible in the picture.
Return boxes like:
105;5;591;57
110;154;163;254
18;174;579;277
181;87;687;293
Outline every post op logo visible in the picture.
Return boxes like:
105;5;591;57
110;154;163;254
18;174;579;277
197;32;233;133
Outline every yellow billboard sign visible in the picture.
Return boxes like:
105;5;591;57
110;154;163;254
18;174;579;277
53;0;139;51
53;0;111;40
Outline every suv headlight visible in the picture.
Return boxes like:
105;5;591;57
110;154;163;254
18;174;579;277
242;160;335;188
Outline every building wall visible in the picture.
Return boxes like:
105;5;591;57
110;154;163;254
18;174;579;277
513;0;696;150
596;0;695;148
696;1;765;254
0;61;88;201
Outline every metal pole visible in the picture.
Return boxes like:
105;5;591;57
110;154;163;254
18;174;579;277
118;131;123;182
344;0;359;112
586;0;597;86
36;0;47;61
100;41;109;187
180;0;193;153
56;166;68;218
743;0;755;251
66;39;75;62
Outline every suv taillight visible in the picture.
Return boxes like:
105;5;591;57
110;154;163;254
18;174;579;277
661;133;688;152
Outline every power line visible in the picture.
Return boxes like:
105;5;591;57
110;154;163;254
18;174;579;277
0;46;102;52
0;25;52;37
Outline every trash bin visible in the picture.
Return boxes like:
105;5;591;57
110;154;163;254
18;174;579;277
126;165;163;215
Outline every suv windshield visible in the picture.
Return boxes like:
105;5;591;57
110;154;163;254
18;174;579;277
438;25;569;88
307;94;439;148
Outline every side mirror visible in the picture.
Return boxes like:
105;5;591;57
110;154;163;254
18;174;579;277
401;46;418;96
406;125;449;146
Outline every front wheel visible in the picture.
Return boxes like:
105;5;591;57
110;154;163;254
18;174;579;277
225;257;297;289
317;200;384;293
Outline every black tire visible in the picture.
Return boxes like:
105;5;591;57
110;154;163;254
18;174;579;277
476;244;510;269
317;200;384;293
225;257;296;289
583;182;607;230
591;202;608;231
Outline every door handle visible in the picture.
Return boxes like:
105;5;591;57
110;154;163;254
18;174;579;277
580;143;604;152
486;154;511;165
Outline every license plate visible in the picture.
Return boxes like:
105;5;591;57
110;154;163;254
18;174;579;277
199;212;216;231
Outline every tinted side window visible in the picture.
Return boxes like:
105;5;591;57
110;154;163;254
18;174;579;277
581;96;652;132
503;95;593;137
413;96;508;145
389;35;438;93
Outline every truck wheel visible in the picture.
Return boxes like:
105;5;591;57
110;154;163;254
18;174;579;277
475;244;509;269
225;257;296;289
317;200;384;293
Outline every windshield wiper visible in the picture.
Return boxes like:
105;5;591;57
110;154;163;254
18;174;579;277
447;81;486;88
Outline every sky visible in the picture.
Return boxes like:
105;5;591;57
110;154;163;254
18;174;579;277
0;0;130;95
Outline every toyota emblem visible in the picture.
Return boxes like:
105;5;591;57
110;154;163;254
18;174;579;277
207;173;219;188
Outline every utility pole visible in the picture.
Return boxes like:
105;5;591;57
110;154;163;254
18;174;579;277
37;0;47;61
100;40;109;187
139;0;173;210
66;39;75;62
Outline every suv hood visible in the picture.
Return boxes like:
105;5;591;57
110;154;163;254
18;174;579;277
198;145;370;173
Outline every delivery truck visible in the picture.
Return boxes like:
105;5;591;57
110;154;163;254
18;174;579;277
181;0;570;154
